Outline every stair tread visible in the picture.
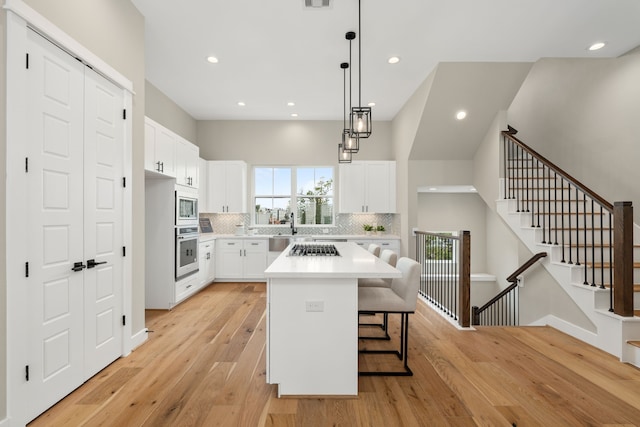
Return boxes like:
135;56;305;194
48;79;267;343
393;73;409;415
585;262;640;268
629;341;640;348
604;284;640;292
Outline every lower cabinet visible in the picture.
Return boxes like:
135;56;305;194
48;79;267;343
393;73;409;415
175;273;200;304
349;238;401;255
199;240;216;286
216;238;268;281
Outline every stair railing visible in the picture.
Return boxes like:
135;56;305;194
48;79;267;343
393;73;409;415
502;126;634;316
415;230;470;327
472;252;547;326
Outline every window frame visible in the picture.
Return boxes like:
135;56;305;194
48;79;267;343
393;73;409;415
252;165;335;228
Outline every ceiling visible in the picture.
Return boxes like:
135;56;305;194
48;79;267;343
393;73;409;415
131;0;640;122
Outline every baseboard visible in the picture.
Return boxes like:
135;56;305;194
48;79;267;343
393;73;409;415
529;314;598;347
0;416;9;427
128;328;149;354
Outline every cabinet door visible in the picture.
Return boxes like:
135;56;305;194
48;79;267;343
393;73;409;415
186;144;199;188
338;163;365;213
144;120;158;172
176;139;199;188
365;162;395;213
198;158;208;213
225;161;247;213
243;240;267;279
198;242;209;286
155;127;176;178
207;161;227;213
207;246;216;282
215;240;243;278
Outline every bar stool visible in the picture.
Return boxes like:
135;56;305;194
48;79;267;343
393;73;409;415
358;249;399;335
358;257;421;376
367;243;381;257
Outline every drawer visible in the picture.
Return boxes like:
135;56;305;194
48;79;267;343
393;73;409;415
217;239;241;249
175;275;199;301
245;239;267;250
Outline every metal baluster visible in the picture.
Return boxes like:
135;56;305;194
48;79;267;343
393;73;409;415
541;166;547;243
606;211;612;292
535;158;541;227
575;188;581;267
567;183;573;264
561;176;566;262
583;194;588;284
553;171;564;246
547;166;553;244
525;151;530;212
503;136;507;199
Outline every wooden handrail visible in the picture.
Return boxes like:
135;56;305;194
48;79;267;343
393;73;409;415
502;127;613;212
506;252;548;283
474;252;547;316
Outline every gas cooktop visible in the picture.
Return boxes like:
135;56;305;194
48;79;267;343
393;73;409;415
288;243;341;257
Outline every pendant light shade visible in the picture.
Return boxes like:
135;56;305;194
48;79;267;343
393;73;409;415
350;0;372;139
338;143;352;163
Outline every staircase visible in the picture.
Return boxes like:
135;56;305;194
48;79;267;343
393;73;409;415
496;128;640;366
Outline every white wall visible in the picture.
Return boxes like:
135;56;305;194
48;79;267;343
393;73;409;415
508;52;640;223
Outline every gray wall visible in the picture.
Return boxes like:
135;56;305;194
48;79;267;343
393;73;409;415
196;120;392;164
508;52;640;223
0;7;6;420
0;3;146;417
145;81;197;143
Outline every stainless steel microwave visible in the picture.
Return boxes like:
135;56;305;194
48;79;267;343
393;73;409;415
176;190;198;225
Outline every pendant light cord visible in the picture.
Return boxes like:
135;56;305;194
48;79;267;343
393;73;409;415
358;0;362;107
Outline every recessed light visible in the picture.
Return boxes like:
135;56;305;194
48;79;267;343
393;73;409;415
588;42;606;51
367;102;376;107
291;113;298;118
237;101;245;107
388;56;400;64
207;56;219;63
287;102;295;107
456;110;467;120
429;187;437;191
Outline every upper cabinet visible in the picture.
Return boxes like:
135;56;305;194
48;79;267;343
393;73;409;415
144;117;176;177
175;137;199;188
198;158;208;213
339;161;396;213
145;117;199;187
206;161;247;213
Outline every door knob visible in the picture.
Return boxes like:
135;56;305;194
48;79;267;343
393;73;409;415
87;259;107;269
71;261;86;272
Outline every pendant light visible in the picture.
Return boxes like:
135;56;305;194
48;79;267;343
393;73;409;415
338;62;353;163
350;0;372;139
343;34;359;153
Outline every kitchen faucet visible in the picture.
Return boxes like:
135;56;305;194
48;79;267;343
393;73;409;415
290;212;297;235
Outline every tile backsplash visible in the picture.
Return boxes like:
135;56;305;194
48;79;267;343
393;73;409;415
200;213;399;236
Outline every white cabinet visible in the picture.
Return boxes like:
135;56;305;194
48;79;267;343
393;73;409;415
198;158;208;213
216;238;267;280
175;137;199;188
207;161;247;213
199;240;216;286
339;161;396;213
349;238;401;255
144;117;176;177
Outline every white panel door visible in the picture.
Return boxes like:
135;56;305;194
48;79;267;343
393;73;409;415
83;69;124;378
338;163;365;213
26;29;86;419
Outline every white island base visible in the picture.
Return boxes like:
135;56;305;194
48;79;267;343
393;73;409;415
265;242;400;397
267;277;358;396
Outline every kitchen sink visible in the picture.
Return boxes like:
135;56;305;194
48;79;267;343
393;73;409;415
269;235;312;251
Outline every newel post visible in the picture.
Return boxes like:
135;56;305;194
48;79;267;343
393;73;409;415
459;230;471;327
613;201;634;317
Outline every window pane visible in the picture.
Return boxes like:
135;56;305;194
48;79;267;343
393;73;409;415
297;167;333;196
297;197;333;225
255;168;273;195
255;197;291;225
273;168;291;195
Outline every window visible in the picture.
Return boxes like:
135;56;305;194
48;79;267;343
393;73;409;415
254;166;334;226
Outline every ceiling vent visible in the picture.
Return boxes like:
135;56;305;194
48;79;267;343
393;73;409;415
304;0;331;8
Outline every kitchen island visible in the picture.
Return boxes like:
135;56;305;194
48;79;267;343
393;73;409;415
264;242;401;397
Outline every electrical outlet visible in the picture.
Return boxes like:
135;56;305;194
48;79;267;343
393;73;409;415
305;301;324;312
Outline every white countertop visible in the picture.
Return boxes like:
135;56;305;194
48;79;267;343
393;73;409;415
264;242;401;279
199;233;400;241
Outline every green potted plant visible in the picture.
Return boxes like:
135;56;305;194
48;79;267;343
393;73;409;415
375;225;385;235
363;224;373;235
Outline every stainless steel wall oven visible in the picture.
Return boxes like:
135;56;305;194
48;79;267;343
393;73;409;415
175;225;199;280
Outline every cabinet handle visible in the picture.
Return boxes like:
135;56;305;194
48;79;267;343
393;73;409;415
362;205;365;212
382;243;390;246
251;243;259;246
71;261;86;272
244;249;247;256
228;242;236;245
156;161;161;172
186;284;192;289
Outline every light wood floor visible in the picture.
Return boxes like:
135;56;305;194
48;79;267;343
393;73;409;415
29;282;640;426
